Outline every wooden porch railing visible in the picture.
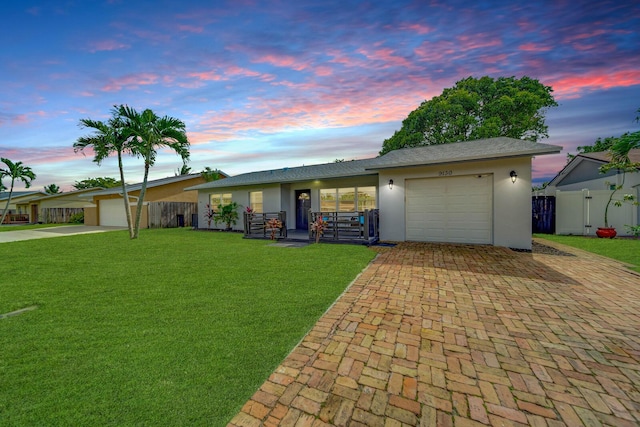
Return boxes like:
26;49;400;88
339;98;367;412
243;211;288;238
1;213;29;224
309;209;379;244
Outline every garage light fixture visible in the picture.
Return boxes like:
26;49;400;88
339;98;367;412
388;179;394;189
510;170;518;184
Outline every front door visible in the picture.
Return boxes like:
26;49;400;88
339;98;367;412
31;204;38;223
295;190;311;230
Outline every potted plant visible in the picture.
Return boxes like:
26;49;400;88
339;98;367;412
214;202;240;231
203;203;215;229
311;216;328;243
266;217;282;240
596;133;639;238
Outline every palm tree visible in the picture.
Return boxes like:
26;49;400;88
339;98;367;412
0;158;37;225
74;108;136;238
117;105;190;239
201;166;220;182
176;162;192;176
44;184;62;194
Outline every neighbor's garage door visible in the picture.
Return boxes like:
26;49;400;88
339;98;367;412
406;174;493;244
99;199;127;226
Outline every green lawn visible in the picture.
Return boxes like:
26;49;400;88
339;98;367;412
535;233;640;272
0;223;68;232
0;229;376;426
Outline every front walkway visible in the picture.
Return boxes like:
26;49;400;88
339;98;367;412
0;225;126;243
229;240;640;426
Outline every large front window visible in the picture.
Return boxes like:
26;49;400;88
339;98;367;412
210;193;232;211
320;186;376;212
250;191;263;213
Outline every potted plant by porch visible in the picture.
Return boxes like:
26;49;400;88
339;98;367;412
596;132;639;238
214;202;240;231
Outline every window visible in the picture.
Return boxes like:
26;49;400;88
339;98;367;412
250;191;263;213
357;186;377;210
320;189;336;212
338;188;355;212
320;187;376;212
210;193;232;212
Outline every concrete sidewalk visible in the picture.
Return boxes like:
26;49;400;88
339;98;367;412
229;240;640;426
0;225;127;243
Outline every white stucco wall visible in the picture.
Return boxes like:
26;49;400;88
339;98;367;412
377;157;533;250
196;184;281;230
195;176;377;230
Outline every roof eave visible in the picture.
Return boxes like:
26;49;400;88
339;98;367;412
185;171;378;191
366;148;562;171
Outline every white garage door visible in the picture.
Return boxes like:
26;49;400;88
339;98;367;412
99;199;128;226
406;174;493;244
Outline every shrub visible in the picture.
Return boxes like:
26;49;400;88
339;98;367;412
69;212;84;224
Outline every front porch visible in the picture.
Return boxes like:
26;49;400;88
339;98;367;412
243;209;379;245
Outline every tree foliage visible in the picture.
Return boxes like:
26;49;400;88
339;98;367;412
0;158;37;225
75;105;190;239
116;105;190;239
380;76;558;155
572;107;640;159
73;177;121;190
75;108;137;238
201;166;220;182
597;107;640;227
44;184;62;194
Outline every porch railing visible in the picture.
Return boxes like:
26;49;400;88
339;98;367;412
1;213;29;224
243;211;288;238
309;209;379;244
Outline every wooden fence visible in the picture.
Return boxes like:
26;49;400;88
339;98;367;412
148;202;197;228
40;208;84;224
1;213;29;224
243;211;288;238
309;210;379;244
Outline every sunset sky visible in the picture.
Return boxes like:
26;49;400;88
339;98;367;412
1;0;639;191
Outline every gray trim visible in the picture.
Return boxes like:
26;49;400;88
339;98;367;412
365;137;562;170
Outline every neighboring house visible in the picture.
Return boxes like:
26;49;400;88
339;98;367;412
186;137;561;250
82;173;226;228
547;149;640;235
1;191;47;223
27;188;102;224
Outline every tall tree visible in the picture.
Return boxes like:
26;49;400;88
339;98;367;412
73;177;121;190
380;76;558;155
0;158;37;225
44;184;62;194
117;105;190;239
176;162;192;176
74;108;136;238
201;166;220;182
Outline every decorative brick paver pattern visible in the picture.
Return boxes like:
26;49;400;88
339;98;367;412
228;240;640;426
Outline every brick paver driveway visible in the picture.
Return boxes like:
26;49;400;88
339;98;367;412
229;240;640;426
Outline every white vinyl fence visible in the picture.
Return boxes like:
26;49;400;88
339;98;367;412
555;189;638;235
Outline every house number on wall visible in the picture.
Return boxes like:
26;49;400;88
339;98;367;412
438;170;453;176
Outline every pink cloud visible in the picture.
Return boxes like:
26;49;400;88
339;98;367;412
87;40;130;53
456;34;502;51
478;53;509;64
177;24;204;33
397;23;432;35
252;53;309;71
519;42;551;52
550;70;640;99
101;73;160;92
357;47;412;68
